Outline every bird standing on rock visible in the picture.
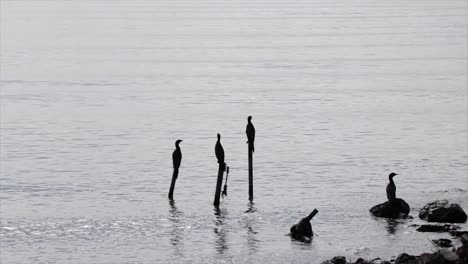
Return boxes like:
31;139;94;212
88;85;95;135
246;116;255;153
215;133;225;169
172;140;183;175
386;172;398;203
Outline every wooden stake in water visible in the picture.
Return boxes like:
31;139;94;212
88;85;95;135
248;143;253;202
213;164;224;207
168;168;178;200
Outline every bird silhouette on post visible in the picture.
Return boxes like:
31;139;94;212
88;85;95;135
246;116;255;202
214;133;226;207
246;116;255;153
386;172;397;203
215;133;225;171
168;139;182;200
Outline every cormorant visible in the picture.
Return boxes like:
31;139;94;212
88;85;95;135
172;139;183;172
215;133;225;167
246;116;255;152
386;172;398;202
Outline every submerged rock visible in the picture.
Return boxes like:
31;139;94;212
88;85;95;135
416;224;459;233
450;230;468;238
369;198;410;219
432;239;453;248
419;200;467;223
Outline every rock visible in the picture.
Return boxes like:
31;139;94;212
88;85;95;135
395;251;461;264
455;234;468;263
449;230;468;238
369;198;410;218
419;200;467;223
417;224;459;233
290;209;318;242
432;239;453;248
322;256;348;264
395;253;419;264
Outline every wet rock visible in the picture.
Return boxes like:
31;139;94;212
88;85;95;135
290;209;318;242
419;200;467;223
455;234;468;263
432;239;453;248
417;224;460;233
395;253;419;264
395;251;461;264
450;230;468;238
322;256;348;264
369;198;410;219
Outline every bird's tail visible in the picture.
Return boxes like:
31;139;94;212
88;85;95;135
247;141;255;153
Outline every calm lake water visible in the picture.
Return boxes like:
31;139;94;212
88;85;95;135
1;0;467;263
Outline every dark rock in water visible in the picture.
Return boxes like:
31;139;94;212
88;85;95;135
450;230;468;238
395;251;461;264
322;256;347;264
419;200;467;223
395;253;419;264
369;198;410;218
417;225;449;232
290;209;318;242
321;257;391;264
455;234;468;263
417;224;460;233
432;239;453;248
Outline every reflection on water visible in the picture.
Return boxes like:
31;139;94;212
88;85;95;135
213;207;228;255
169;200;184;257
244;203;259;254
385;218;403;235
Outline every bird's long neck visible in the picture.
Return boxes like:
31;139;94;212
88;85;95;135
389;177;394;184
175;144;180;150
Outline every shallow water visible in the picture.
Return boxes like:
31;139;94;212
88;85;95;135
1;0;467;263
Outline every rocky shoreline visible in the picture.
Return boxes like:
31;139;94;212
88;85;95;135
320;200;468;264
322;234;467;264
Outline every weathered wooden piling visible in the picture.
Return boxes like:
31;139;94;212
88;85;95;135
248;143;253;202
168;168;178;200
213;164;224;207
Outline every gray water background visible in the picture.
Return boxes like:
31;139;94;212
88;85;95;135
1;0;467;263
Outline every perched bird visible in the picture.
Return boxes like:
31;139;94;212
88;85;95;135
215;133;225;167
246;116;255;152
386;172;398;202
172;139;183;172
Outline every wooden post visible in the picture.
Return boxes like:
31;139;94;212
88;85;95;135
248;143;253;202
213;164;224;207
168;168;178;200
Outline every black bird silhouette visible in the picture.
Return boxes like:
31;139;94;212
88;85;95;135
172;139;183;173
386;172;397;202
246;116;255;152
215;133;225;168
